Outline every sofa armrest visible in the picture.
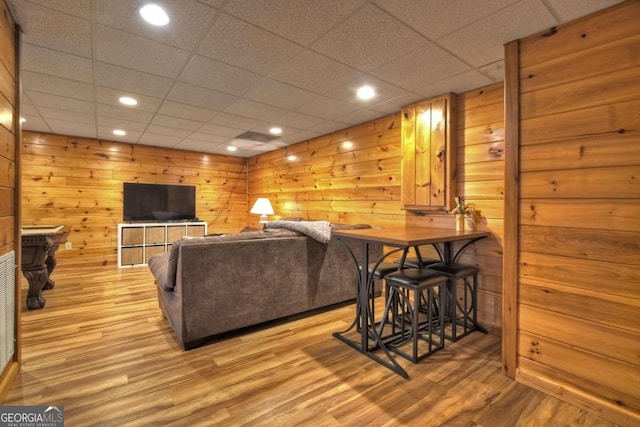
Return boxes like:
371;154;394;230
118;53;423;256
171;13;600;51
149;252;174;291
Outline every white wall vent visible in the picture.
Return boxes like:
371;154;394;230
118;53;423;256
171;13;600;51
0;250;15;371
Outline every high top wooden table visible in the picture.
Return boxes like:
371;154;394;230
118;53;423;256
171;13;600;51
332;226;489;378
21;225;69;310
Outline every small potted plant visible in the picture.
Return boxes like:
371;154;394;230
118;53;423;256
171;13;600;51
450;196;477;231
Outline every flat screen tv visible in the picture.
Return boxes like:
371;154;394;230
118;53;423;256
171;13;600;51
123;183;196;222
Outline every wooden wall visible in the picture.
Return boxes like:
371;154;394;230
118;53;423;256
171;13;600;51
247;113;404;228
407;83;505;336
0;0;19;401
21;132;248;268
511;1;640;424
248;83;505;335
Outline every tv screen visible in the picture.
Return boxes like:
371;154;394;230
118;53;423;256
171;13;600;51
123;183;196;222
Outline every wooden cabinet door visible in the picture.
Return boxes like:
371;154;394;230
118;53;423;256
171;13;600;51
401;93;456;211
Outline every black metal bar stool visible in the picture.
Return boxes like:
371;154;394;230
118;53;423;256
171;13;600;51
426;262;484;342
379;268;448;363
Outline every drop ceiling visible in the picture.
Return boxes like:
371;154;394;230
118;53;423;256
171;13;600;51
9;0;623;157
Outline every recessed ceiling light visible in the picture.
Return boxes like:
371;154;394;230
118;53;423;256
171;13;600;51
287;155;297;161
119;96;138;106
113;129;126;136
140;4;169;26
269;127;282;135
227;146;237;152
356;85;376;100
342;141;353;149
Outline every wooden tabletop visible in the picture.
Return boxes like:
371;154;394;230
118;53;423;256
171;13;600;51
332;226;490;246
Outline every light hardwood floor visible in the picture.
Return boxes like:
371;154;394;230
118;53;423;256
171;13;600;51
5;266;616;426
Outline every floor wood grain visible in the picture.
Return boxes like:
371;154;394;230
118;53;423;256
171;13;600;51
5;266;617;426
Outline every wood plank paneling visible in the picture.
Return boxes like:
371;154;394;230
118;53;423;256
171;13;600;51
21;131;248;268
0;0;19;403
515;2;640;423
249;86;505;336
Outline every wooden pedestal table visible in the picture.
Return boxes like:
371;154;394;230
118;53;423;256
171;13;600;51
21;225;69;310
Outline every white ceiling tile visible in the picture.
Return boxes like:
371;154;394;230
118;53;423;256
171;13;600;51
197;0;225;8
369;93;423;114
95;87;163;112
174;139;228;154
180;56;263;96
97;126;141;143
309;121;349;135
269;50;362;94
335;109;386;126
38;107;95;124
223;0;366;46
311;3;428;71
20;114;51;133
184;133;231;144
97;116;148;132
139;133;183;147
95;103;154;124
47;119;97;138
14;1;92;57
479;60;505;82
437;0;558;67
151;115;202;131
371;43;470;91
95;0;217;50
157;101;217;123
196;124;244;138
95;62;173;98
21;0;91;19
96;25;190;78
282;130;322;143
20;104;39;116
415;71;494;99
22;43;93;83
325;76;412;107
23;71;94;101
224;99;288;122
167;82;238;112
295;97;361;120
271;111;326;129
198;13;303;75
374;0;519;40
546;0;623;23
208;112;265;130
145;125;191;138
26;91;95;115
243;79;318;110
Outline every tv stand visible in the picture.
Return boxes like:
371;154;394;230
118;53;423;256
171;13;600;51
117;221;207;267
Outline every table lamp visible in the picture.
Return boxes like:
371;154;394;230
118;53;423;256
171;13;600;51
250;198;274;223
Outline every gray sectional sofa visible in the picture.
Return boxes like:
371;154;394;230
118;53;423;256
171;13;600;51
148;221;380;349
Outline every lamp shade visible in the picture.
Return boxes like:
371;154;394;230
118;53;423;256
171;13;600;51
250;198;274;220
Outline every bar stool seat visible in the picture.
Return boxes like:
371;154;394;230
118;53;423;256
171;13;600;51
395;256;441;269
380;268;447;363
426;262;481;341
359;261;401;279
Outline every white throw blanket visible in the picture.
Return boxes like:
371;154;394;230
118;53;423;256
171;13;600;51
265;220;332;243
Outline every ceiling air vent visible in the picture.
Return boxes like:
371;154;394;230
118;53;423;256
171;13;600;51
235;131;280;143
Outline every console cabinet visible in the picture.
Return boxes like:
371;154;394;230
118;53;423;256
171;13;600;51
401;92;456;211
117;222;207;267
